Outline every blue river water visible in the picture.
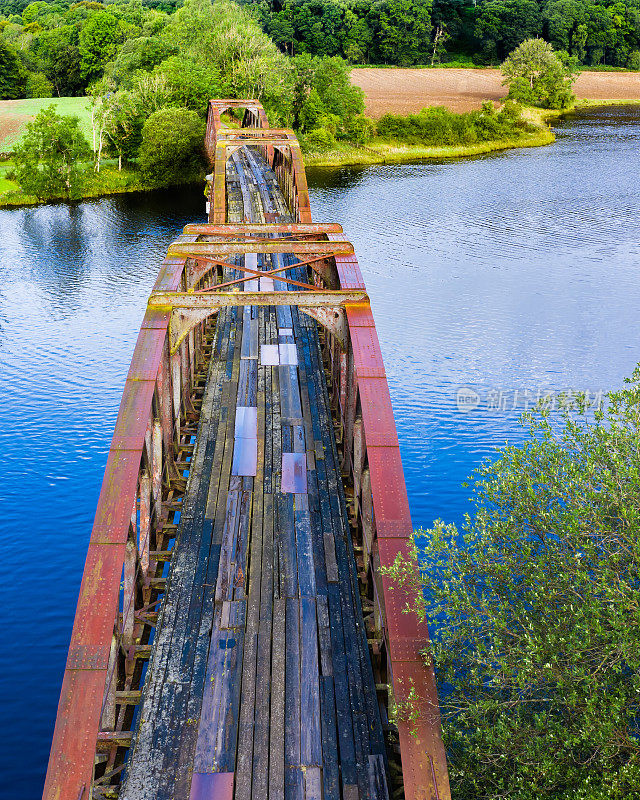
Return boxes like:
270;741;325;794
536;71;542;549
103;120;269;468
1;106;639;798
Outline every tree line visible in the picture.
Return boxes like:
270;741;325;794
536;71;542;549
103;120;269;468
243;0;640;68
0;0;374;197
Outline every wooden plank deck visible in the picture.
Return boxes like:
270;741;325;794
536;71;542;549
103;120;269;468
121;147;389;800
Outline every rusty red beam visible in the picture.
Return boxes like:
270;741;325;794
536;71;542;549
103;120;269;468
189;256;318;293
168;240;353;257
183;223;343;236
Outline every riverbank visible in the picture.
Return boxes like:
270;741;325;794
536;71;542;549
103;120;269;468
0;160;152;207
292;101;640;167
304;119;554;167
0;99;637;207
0;129;554;207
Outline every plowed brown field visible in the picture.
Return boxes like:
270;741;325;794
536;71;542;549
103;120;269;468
351;67;640;116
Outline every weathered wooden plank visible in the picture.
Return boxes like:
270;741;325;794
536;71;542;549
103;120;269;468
241;316;258;360
282;453;307;494
305;768;323;800
215;485;242;603
368;755;391;800
326;583;358;788
317;595;333;676
252;495;274;800
235;624;258;800
320;677;341;800
285;598;301;769
221;599;247;629
232;488;253;600
295;507;315;598
278;365;303;421
300;599;322;766
277;493;297;598
285;768;304;800
270;597;286;800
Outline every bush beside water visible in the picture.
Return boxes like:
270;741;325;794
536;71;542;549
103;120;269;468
376;101;532;146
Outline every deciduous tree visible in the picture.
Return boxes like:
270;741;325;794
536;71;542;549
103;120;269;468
386;370;640;799
137;107;204;185
79;11;123;80
12;105;91;199
502;38;577;108
0;39;26;99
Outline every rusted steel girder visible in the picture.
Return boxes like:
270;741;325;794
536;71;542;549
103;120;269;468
216;128;296;139
211;129;311;224
149;289;363;354
149;288;367;308
182;222;343;236
168;240;354;257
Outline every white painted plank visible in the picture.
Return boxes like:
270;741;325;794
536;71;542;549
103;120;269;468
235;406;258;439
260;344;280;366
281;453;307;494
260;277;275;292
279;343;298;366
232;437;257;476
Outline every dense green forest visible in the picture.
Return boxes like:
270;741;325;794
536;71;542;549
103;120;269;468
246;0;640;67
0;0;365;132
1;0;639;99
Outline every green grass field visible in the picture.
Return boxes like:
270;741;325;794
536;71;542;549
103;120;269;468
0;97;92;151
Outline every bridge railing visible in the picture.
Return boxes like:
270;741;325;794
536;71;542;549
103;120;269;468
317;243;452;800
43;248;223;800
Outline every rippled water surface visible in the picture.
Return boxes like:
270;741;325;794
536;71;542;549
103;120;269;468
1;107;639;798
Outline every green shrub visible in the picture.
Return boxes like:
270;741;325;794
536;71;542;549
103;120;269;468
344;113;376;144
386;368;640;799
300;128;336;153
376;103;527;147
297;88;325;132
138;107;205;186
25;71;53;97
628;50;640;71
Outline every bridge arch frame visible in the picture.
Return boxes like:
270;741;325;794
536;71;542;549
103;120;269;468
210;130;311;224
204;99;270;159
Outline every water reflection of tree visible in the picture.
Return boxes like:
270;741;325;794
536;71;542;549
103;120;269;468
18;202;91;317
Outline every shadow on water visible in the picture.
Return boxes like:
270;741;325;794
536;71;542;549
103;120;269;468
1;110;640;798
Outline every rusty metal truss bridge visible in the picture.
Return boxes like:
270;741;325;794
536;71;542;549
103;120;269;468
43;99;451;800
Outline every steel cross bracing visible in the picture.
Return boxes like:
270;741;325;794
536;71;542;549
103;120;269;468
43;100;451;800
154;231;366;353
